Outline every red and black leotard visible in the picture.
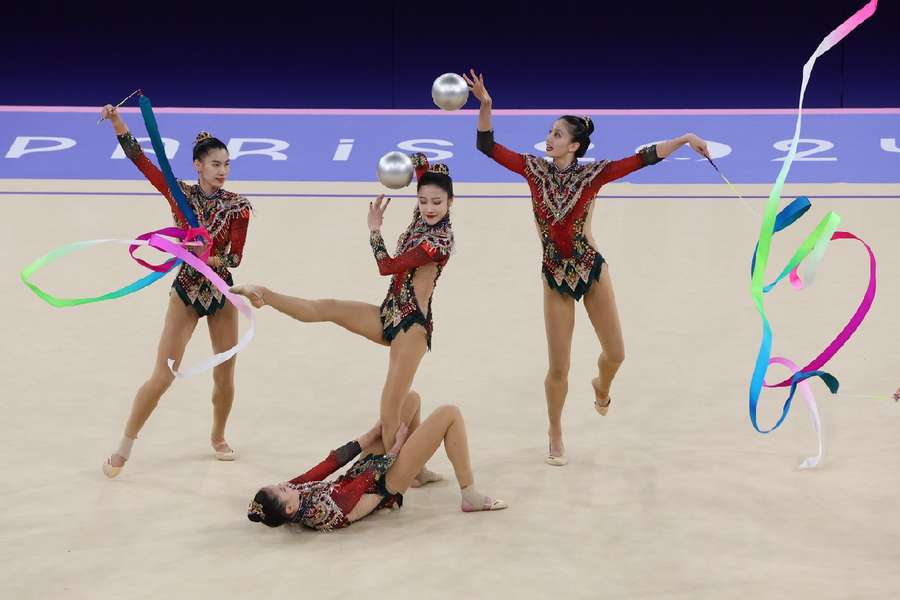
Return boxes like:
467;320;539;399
477;130;662;300
285;440;402;532
370;228;450;350
118;132;252;316
369;153;454;350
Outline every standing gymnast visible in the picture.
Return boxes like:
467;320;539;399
231;155;451;485
463;70;710;465
99;104;252;478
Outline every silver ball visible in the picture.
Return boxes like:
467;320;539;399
376;151;414;189
431;73;469;111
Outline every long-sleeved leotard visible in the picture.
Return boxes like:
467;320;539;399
477;130;662;300
370;228;450;349
285;440;402;532
118;132;252;316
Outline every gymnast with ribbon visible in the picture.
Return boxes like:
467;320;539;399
231;154;450;487
463;70;710;466
97;100;252;477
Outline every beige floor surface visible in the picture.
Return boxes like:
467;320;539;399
1;179;899;600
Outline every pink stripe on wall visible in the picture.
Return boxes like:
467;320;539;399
1;106;899;116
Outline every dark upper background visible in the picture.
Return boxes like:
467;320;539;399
1;0;896;109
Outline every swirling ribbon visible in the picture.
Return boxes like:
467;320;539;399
743;0;878;467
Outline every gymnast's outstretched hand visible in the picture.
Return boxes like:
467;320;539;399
684;133;710;158
229;284;268;308
462;69;491;106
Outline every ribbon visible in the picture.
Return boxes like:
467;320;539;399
21;227;254;377
138;94;200;229
767;357;822;469
21;237;174;308
147;232;254;377
742;0;878;466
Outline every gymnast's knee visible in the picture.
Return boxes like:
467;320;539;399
144;369;175;396
602;348;625;366
545;362;570;384
405;390;421;409
212;363;236;394
434;404;462;421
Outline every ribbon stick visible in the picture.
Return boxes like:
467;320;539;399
97;89;142;125
739;0;879;466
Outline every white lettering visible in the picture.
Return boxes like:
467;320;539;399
332;138;355;161
880;138;900;153
396;139;453;161
6;136;76;158
227;138;289;161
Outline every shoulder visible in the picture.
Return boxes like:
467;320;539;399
220;189;253;215
577;160;611;179
219;188;248;204
523;154;549;177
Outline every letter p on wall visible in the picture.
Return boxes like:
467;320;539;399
5;136;77;158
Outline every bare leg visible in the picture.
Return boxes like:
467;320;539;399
360;390;422;456
583;267;625;415
207;301;238;459
230;285;387;346
384;405;506;512
543;282;575;463
359;389;443;487
106;293;199;474
400;392;445;487
378;327;428;452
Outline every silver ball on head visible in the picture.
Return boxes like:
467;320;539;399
376;151;414;189
431;73;469;111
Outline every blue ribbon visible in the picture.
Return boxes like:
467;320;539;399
139;95;200;228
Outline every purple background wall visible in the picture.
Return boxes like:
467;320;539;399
2;1;897;109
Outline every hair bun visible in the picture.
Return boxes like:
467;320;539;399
195;131;213;145
581;116;595;136
428;163;450;176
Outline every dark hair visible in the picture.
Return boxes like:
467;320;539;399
559;115;595;158
193;131;228;161
417;169;453;198
247;488;289;528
